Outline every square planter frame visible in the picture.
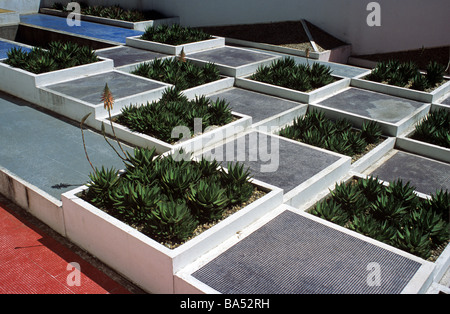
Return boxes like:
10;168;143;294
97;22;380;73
351;75;450;104
61;169;284;294
235;74;351;104
126;35;225;55
40;7;180;31
0;56;114;104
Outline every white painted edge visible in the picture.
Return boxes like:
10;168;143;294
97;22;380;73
0;165;65;236
351;77;450;104
126;35;225;55
235;75;350;104
186;46;281;77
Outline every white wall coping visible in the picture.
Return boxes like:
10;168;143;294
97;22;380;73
126;35;225;55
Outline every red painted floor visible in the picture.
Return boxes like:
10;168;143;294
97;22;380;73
0;199;133;294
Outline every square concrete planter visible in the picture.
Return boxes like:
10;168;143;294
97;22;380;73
186;46;281;77
101;109;252;155
126;35;225;55
37;70;170;129
61;174;283;294
40;7;180;31
351;76;450;104
309;98;431;138
395;104;450;163
235;75;350;104
0;57;114;104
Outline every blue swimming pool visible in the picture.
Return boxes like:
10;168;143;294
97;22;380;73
20;14;144;44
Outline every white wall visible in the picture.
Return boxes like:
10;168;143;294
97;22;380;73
39;0;450;55
0;0;41;14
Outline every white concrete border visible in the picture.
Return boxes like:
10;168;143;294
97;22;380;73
186;46;281;77
235;75;350;104
0;56;114;104
100;111;252;155
39;7;180;31
309;96;431;137
126;35;225;55
0;166;65;236
37;70;171;128
61;175;283;294
175;202;437;294
351;77;450;104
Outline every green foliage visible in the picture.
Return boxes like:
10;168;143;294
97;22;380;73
309;178;449;260
251;57;335;92
54;2;157;22
367;59;447;91
142;24;212;45
116;88;233;144
132;57;220;90
278;110;382;157
4;42;98;74
426;61;446;87
82;147;255;244
412;109;450;148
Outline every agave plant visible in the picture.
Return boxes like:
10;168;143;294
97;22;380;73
142;24;212;45
251;57;334;92
412;109;450;148
426;61;446;87
310;199;348;226
147;199;199;242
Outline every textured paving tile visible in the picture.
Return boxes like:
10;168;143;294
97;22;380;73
96;46;168;68
0;198;131;294
19;14;143;44
193;210;422;294
208;87;304;124
317;87;425;123
44;71;166;104
0;92;133;199
369;150;450;195
200;131;340;193
188;46;277;67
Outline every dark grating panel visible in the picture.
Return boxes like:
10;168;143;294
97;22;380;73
193;210;422;294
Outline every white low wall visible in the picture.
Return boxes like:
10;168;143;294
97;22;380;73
0;0;40;14
41;0;450;55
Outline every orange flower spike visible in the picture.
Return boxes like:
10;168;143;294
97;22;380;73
102;83;114;111
178;48;186;63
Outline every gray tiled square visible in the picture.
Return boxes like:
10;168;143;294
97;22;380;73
193;210;422;294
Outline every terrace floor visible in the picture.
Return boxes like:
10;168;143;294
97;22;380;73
0;11;449;295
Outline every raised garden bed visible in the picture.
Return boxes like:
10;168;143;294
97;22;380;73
352;60;450;103
278;110;386;163
311;87;431;137
126;24;224;55
396;106;450;163
61;148;283;293
308;175;449;262
235;57;350;103
186;46;281;77
41;4;179;31
102;88;251;155
0;42;113;104
131;56;221;91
